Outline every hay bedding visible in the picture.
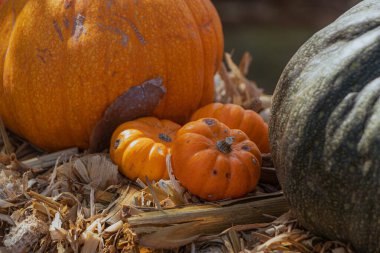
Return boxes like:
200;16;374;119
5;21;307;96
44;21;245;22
0;54;354;253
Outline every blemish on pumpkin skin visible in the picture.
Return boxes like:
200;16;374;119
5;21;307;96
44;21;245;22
89;78;166;152
53;20;64;42
242;145;251;151
212;169;218;175
114;139;121;149
118;15;146;45
72;14;86;40
201;20;212;31
64;0;73;9
36;48;52;64
63;16;70;29
97;23;129;47
203;118;216;126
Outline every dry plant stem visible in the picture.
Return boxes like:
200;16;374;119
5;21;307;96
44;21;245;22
127;196;288;249
225;53;262;101
219;62;241;104
166;154;186;200
6;147;79;169
145;177;163;210
0;116;15;154
239;52;253;76
102;185;140;225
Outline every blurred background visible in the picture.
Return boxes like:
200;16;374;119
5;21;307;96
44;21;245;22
212;0;360;93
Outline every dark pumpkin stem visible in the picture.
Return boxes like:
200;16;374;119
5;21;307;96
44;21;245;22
158;133;172;143
217;136;235;154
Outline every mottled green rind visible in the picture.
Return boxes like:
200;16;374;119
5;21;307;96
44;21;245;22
270;1;380;252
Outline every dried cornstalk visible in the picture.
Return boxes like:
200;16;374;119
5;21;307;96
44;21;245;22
6;147;79;169
127;195;288;249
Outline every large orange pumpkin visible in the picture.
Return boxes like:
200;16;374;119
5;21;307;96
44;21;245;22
0;0;223;151
191;103;270;153
110;117;180;184
171;118;262;201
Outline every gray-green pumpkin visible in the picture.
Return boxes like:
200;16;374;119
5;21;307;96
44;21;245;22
270;1;380;252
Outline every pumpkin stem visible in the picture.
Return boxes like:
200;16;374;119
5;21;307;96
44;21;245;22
158;133;172;143
217;137;235;154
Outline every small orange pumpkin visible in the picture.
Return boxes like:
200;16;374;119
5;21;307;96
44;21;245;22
190;103;270;153
171;118;261;201
110;117;180;183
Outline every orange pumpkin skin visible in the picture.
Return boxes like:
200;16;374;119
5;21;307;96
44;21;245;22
0;0;223;151
171;118;262;201
110;117;180;184
191;103;270;153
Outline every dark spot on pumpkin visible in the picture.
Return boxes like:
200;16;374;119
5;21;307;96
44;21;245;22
72;14;86;40
89;78;166;153
64;0;73;9
224;129;228;134
186;140;190;143
158;133;172;143
203;118;216;126
212;169;218;176
242;145;251;151
53;20;64;42
114;139;121;149
63;16;70;29
202;19;212;30
118;15;146;45
97;23;129;47
226;172;231;179
36;48;52;64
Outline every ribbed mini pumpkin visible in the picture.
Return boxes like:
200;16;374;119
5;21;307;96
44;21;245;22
171;118;261;201
0;0;223;151
110;117;180;184
270;1;380;252
191;103;270;153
